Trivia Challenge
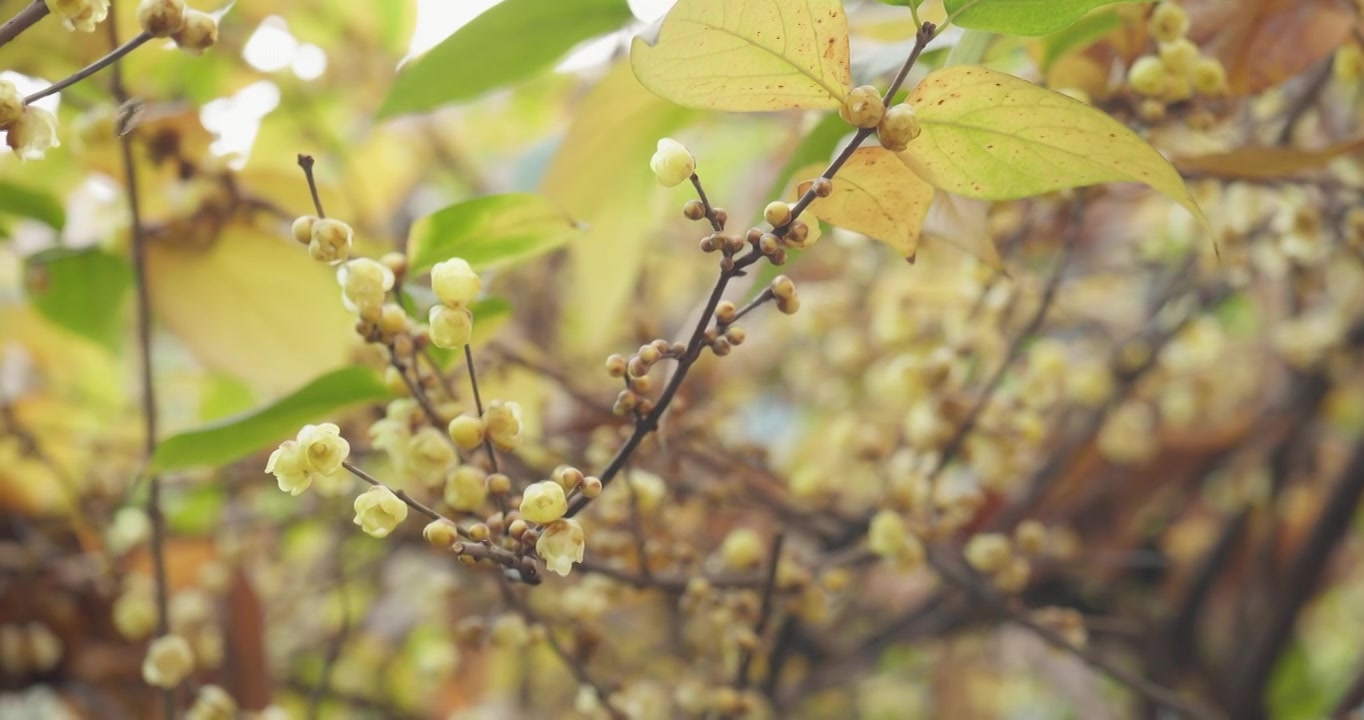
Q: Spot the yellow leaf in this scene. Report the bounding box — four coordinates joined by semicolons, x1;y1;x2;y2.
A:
146;223;357;397
630;0;852;111
899;65;1206;227
795;148;934;258
541;62;695;353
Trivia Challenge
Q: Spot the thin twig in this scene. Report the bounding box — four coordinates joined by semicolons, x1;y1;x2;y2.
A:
463;344;501;474
297;154;327;218
927;548;1218;719
0;0;48;49
109;12;174;720
25;31;152;104
565;22;939;518
735;533;785;690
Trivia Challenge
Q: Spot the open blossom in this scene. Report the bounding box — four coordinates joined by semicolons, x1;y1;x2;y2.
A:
266;423;349;495
46;0;109;32
519;481;567;524
353;485;408;538
0;80;22;128
536;519;585;576
484;400;523;451
6;106;60;161
444;465;488;511
407;426;455;486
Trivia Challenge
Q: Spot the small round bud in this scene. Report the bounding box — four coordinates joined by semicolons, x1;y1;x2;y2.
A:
380;252;407;277
605;354;627;377
614;389;639;415
172;9;218;55
582;476;603;497
776;295;800;315
444;465;488;511
142;634;194;688
636;398;655;415
724;327;746;345
745;228;764;246
770;275;796;301
786;221;812;249
1191;56;1228;95
1157;38;1199;75
1149;2;1190;44
711;338;731;356
553;465;585;491
683;199;705;220
423;519;460;549
811;177;833;198
699;235;717;253
631;375;653;393
137;0;187;37
1138;98;1167;122
769;248;787;265
764;201;793;228
378;303;408;337
447;415;486;451
468;523;490;542
1014;520;1048;556
637;345;661;366
877;103;922;152
713;208;728;228
715;300;737;324
1127;55;1167;96
428;305;473;349
0;79;23;128
508;518;528;539
964;533;1012;575
759;233;780;255
487;473;512;495
650;137;695;187
720;528;764;569
839;85;885;129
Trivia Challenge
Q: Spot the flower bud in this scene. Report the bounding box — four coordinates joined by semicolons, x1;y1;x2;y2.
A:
173;9;218;55
113;588;157;640
877;103;921;152
650;137;695;187
839;85;884;129
423;519;461;549
308;218;353;263
408;426;455;485
428;305;473;349
811;177;833;198
483;400;523;451
964;533;1012;575
136;0;186;37
1157;38;1199;75
520;480;567;524
720;528;763;570
868;509;923;570
291;216;316;244
46;0;109;32
353;485;408;538
1191;56;1228;95
1149;2;1189;44
142;634;194;688
0;80;23;128
444;465;488;511
338;258;395;316
683;199;705;220
764;201;793;228
430;258;481;308
770;275;796;301
1127;55;1167;96
5;106;60;161
536;519;586;576
447;414;485;450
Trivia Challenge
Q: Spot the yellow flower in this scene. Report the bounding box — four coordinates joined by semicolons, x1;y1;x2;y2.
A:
0;80;22;128
484;400;523;451
428;304;473;349
430;258;481;308
353;485;408;538
142;634;194;688
519;481;567;524
536;519;585;577
297;423;349;475
408;426;455;486
650;138;694;187
46;0;109;32
337;258;395;316
444;465;488;512
266;441;311;495
5;106;59;161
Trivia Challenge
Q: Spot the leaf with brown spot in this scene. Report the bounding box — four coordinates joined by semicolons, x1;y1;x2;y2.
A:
795;147;935;258
1185;0;1359;96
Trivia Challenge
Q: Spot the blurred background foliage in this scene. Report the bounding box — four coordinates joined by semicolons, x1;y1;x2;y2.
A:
2;0;1364;718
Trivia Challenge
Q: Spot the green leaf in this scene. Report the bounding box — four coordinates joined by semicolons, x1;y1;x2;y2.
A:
1040;8;1124;70
165;483;227;535
406;193;580;276
878;0;927;7
0;181;65;230
377;0;635;119
899;65;1205;227
151;367;395;473
24;247;131;351
945;0;1151;36
629;0;852;111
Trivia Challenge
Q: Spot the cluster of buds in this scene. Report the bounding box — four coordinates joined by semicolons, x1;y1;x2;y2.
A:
142;634;195;689
606;340;684;416
962;532;1032;593
136;0;217;53
1126;2;1227;116
839;84;921;151
44;0;108;32
0;81;58;162
0;622;62;676
292;215;354;264
428;257;481;349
